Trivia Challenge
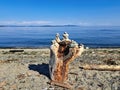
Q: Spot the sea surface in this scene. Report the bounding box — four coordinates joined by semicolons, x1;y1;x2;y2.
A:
0;26;120;48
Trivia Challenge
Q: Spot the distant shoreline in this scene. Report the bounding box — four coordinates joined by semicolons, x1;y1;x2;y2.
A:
0;25;120;27
0;25;80;27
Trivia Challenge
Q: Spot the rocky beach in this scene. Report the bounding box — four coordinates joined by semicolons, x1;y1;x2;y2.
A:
0;48;120;90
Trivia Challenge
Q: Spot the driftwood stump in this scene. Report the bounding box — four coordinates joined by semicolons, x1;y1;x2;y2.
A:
49;32;84;84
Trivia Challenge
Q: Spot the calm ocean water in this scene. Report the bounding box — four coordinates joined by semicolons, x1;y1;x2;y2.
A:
0;26;120;48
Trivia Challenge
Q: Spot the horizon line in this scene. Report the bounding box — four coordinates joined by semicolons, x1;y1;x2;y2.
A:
0;24;120;27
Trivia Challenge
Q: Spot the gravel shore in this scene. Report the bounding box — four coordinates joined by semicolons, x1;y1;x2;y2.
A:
0;48;120;90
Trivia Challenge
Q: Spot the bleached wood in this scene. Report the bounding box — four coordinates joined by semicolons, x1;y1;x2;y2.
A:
49;32;84;83
80;64;120;71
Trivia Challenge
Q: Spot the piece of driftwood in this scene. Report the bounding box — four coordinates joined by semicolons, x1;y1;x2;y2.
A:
9;50;24;53
48;80;72;89
69;72;78;75
0;59;18;63
80;64;120;71
49;32;84;83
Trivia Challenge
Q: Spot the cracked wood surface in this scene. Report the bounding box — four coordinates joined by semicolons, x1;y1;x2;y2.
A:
49;32;84;83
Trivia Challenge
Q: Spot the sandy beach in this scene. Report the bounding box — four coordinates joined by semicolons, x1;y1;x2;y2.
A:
0;48;120;90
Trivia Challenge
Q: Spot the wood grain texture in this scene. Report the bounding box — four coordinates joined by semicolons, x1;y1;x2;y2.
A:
49;33;84;83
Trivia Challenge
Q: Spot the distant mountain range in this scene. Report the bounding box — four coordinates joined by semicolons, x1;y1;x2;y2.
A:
0;25;120;28
0;25;80;27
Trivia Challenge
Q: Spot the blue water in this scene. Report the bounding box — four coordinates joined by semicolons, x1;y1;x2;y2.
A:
0;26;120;48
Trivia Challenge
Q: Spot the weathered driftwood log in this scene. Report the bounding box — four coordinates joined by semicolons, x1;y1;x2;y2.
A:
49;32;84;83
80;64;120;71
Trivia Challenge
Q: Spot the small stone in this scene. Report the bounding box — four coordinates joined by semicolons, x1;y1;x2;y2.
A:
17;74;26;80
0;80;6;87
10;84;17;90
0;87;4;90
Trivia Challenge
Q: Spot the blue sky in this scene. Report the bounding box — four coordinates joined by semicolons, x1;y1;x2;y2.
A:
0;0;120;26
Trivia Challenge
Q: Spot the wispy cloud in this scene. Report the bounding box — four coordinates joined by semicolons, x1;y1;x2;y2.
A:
78;22;115;26
0;20;52;25
0;20;116;26
78;22;92;26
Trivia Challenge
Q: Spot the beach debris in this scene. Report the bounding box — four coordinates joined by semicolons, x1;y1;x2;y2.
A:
9;49;24;53
85;47;89;49
69;72;78;75
48;80;72;89
0;80;7;88
79;64;120;71
0;59;19;63
10;84;17;90
49;32;84;87
17;73;26;80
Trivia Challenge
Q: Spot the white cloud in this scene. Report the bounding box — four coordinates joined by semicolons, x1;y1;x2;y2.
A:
0;21;17;25
78;22;115;26
0;20;116;26
78;22;92;26
20;21;52;25
0;20;52;25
